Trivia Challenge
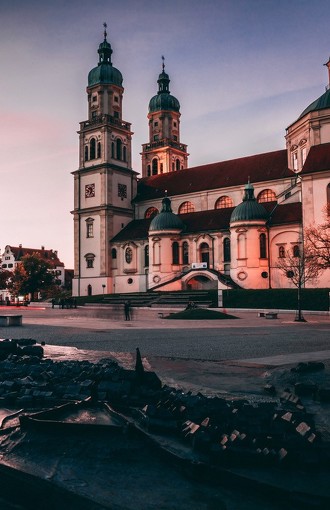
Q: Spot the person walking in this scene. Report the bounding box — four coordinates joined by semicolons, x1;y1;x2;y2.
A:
124;300;131;321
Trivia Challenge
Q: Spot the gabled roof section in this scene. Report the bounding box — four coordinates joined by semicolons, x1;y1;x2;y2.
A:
111;219;152;242
135;149;291;202
300;142;330;175
111;202;302;243
7;246;64;267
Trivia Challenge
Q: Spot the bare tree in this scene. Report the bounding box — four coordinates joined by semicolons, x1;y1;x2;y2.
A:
305;206;330;270
276;242;320;321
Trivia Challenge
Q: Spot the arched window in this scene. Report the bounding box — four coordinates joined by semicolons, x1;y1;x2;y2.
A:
144;245;149;267
90;138;96;160
172;242;179;264
215;196;233;209
178;201;195;214
111;142;115;158
97;142;101;158
145;207;159;219
147;165;151;177
172;162;175;171
223;237;231;262
152;158;158;175
123;146;127;162
111;248;117;259
293;244;300;257
199;242;209;265
84;146;89;161
182;241;189;265
125;247;133;264
160;163;163;174
278;246;285;258
259;233;267;258
116;139;122;160
87;284;92;296
176;159;180;171
257;189;277;203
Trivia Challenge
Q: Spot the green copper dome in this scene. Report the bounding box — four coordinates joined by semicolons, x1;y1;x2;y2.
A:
298;87;330;119
149;197;184;231
88;30;123;87
149;66;180;113
230;183;269;223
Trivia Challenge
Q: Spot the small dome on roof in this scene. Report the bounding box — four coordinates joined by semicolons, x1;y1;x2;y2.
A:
230;183;268;223
298;88;330;119
149;197;184;232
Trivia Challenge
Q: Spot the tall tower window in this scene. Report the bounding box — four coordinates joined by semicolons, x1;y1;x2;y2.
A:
147;165;151;176
111;142;115;158
178;201;195;214
111;248;117;259
97;142;101;158
152;158;158;175
123;146;127;162
116;139;122;160
172;242;179;264
176;159;180;171
90;138;96;160
84;146;89;161
223;237;231;262
86;218;94;238
182;241;189;264
259;233;267;258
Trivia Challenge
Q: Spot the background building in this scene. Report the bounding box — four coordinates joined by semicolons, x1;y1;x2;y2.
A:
73;33;330;296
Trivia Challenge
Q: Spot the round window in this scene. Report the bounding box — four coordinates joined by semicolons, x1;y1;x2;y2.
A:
127;278;133;284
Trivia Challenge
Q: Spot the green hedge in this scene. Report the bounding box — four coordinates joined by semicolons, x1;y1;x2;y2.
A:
222;288;330;311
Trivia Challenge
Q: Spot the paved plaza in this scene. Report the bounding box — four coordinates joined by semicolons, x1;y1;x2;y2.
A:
1;305;329;395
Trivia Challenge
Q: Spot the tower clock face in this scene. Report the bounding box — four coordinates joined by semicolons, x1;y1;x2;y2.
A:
85;183;95;198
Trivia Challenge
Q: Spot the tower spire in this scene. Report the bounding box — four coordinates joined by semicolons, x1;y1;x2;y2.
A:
103;22;108;41
161;55;165;72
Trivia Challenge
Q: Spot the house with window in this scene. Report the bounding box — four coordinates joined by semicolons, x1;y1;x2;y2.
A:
0;245;66;301
72;29;330;296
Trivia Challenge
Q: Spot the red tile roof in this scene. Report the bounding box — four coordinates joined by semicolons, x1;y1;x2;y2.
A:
301;142;330;175
111;202;302;242
8;246;64;267
135;149;292;201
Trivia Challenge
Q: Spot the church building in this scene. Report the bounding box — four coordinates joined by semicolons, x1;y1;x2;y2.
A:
72;30;330;296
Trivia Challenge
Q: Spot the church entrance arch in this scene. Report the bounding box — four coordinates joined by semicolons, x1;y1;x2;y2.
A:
184;274;217;291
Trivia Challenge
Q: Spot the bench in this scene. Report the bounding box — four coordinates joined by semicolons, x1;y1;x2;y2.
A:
258;311;278;319
0;315;23;326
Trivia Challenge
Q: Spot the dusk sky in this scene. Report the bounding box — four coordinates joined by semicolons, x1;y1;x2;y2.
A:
1;0;329;268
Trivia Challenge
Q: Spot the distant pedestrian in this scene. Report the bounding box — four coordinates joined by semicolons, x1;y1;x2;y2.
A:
51;298;55;309
124;300;131;321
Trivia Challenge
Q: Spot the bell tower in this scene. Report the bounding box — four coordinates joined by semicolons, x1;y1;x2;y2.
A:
141;58;188;177
72;25;137;297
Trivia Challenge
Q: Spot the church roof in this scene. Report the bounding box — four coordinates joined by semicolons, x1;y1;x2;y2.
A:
111;202;302;242
300;142;330;175
135;149;291;202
